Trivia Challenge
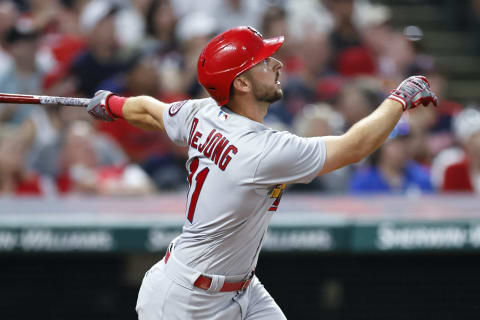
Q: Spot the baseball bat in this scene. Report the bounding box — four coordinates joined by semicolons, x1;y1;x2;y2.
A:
0;93;90;107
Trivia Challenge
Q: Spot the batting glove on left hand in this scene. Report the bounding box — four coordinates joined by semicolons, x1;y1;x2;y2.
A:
388;75;438;111
87;90;116;122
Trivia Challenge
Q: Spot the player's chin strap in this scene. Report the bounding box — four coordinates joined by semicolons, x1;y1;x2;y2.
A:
164;240;254;293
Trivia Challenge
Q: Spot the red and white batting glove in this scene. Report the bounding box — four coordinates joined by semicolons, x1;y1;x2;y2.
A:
388;75;438;111
87;90;126;121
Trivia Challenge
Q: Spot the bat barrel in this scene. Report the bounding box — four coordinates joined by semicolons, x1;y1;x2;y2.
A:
0;94;40;104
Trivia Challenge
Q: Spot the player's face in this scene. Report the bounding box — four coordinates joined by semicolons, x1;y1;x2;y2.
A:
247;57;284;103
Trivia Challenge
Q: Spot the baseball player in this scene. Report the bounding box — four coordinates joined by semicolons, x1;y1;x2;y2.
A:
86;26;437;319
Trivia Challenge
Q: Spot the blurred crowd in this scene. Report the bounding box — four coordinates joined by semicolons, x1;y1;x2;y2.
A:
0;0;479;197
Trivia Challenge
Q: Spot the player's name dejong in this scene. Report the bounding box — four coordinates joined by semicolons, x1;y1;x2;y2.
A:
188;117;238;171
0;229;113;251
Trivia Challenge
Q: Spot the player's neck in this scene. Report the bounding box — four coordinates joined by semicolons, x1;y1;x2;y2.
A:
227;99;268;123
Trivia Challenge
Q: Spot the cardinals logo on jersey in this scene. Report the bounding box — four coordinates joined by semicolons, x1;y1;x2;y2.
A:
169;100;187;116
269;184;286;212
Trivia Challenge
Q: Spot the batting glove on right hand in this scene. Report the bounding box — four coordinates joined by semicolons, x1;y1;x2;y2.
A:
388;75;438;111
87;90;116;122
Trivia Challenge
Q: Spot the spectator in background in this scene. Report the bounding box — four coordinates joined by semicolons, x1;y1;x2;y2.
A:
266;26;335;125
418;69;462;148
144;0;178;55
261;5;289;52
27;0;64;32
335;77;383;130
114;0;153;50
0;0;469;197
57;120;154;195
98;50;162;97
141;142;189;191
14;99;125;181
141;0;185;98
286;0;379;72
0;22;46;124
286;0;336;40
292;30;333;91
95;51;189;190
0;0;19;75
325;0;363;57
16;103;91;178
40;0;86;97
210;0;265;32
0;126;55;196
175;11;218;98
291;103;349;192
171;0;266;32
336;4;392;78
403;69;462;168
356;5;426;86
442;107;480;193
427;70;466;189
70;0;129;97
349;133;434;194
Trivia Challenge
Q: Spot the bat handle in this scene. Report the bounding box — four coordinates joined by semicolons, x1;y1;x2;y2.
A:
38;96;91;107
0;93;92;107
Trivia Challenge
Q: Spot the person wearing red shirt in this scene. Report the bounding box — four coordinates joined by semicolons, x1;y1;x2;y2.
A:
442;108;480;193
0;129;45;196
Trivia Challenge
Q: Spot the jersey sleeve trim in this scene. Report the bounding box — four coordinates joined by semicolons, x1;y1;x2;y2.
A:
163;99;204;146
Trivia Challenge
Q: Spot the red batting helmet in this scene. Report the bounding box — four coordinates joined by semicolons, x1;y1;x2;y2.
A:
197;26;284;106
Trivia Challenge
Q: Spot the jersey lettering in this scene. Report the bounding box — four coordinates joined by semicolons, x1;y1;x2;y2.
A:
188;120;238;171
188;117;199;145
198;129;215;153
219;145;238;171
204;133;222;157
191;131;202;149
211;137;229;165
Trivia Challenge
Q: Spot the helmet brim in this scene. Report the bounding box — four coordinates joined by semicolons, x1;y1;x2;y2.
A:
251;36;285;67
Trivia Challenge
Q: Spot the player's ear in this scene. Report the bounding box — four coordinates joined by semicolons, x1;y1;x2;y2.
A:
232;75;251;94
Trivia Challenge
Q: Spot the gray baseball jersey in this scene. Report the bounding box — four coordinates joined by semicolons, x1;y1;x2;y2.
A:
163;98;326;277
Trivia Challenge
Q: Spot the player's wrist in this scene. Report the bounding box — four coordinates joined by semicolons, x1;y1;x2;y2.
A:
106;94;127;118
387;90;408;111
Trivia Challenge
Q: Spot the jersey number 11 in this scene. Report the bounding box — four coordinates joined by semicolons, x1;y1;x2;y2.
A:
187;157;210;223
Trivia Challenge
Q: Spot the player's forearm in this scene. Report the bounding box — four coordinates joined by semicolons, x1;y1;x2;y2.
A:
122;96;167;131
319;76;436;175
345;99;403;162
